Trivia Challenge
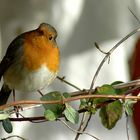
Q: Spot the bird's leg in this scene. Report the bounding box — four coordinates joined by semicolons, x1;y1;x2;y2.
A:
37;90;44;97
13;90;19;118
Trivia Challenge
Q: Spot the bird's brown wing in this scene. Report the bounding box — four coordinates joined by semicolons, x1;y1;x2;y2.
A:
0;34;25;80
0;34;25;105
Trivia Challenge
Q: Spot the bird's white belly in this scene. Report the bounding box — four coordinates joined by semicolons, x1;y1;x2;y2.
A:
3;64;57;91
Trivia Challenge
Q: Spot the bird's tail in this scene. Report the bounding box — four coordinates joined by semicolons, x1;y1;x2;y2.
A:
0;84;12;106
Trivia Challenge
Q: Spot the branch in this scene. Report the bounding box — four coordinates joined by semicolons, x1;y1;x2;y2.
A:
1;135;26;140
1;94;140;110
2;79;139;123
75;26;140;139
71;79;140;97
58;118;100;140
9;108;89;122
126;115;130;140
128;7;140;24
57;76;82;91
90;26;140;90
10;116;46;122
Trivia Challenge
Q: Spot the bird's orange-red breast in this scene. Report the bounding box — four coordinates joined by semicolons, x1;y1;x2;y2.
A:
0;23;60;105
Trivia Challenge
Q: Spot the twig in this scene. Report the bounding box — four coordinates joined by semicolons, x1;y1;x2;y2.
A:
113;79;140;89
1;94;140;110
90;26;140;91
128;7;140;24
1;79;140;122
1;95;140;109
82;114;92;133
75;26;140;139
1;135;26;140
71;79;140;97
9;108;88;122
74;112;87;140
5;93;140;122
37;90;44;96
8;101;116;122
94;42;108;55
58;118;100;140
57;76;82;91
126;114;130;140
75;41;111;139
15;112;46;123
94;42;110;64
10;116;46;122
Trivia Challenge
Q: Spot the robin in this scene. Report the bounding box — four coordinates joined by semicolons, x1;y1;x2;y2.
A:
0;23;60;105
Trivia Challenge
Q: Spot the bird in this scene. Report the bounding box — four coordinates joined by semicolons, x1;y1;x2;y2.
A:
0;23;60;105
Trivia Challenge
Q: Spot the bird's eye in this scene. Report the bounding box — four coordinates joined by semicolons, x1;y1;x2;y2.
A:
49;36;53;41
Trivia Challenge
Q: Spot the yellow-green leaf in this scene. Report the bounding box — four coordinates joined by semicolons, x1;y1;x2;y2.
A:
94;84;116;104
41;91;64;119
44;109;57;121
99;100;123;129
0;113;9;121
79;99;88;110
124;99;136;116
111;81;124;86
111;81;127;95
64;104;79;124
63;92;71;98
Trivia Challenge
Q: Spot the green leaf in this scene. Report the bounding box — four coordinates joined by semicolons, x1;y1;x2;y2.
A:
0;107;14;121
99;100;123;129
79;99;97;114
94;84;116;104
111;81;127;95
44;109;57;121
111;81;124;86
79;99;88;109
96;84;116;94
2;118;13;133
41;91;64;119
64;104;79;124
0;113;9;121
124;99;137;116
63;92;71;98
87;106;96;114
